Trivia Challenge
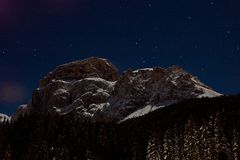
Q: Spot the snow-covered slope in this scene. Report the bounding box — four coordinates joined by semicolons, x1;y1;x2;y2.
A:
11;57;222;122
119;100;177;122
120;105;165;122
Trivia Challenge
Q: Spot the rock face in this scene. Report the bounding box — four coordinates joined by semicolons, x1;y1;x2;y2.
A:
110;66;221;121
12;57;222;122
39;57;118;88
11;104;30;122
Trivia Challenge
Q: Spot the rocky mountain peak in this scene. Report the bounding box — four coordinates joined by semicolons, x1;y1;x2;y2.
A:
12;57;221;122
39;57;118;88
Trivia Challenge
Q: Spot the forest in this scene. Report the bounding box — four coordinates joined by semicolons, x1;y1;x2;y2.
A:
0;95;240;160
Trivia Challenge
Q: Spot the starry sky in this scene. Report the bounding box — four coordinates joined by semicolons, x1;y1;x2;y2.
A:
0;0;240;115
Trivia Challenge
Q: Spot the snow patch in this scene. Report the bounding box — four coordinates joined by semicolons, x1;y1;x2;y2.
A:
83;77;116;86
53;89;68;96
195;84;222;98
133;68;153;73
120;105;165;122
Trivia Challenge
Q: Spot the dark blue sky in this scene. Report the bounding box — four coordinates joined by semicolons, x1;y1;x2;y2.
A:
0;0;240;115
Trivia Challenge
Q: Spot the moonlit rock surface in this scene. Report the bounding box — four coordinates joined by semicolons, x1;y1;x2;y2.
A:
11;104;30;121
13;57;222;122
39;57;118;88
0;113;10;123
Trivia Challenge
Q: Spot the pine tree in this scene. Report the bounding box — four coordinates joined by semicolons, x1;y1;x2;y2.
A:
199;118;215;159
162;130;174;160
146;135;161;160
231;128;240;160
183;119;198;160
214;112;231;159
172;127;181;160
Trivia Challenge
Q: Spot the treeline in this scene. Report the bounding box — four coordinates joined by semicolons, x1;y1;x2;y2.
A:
0;95;240;160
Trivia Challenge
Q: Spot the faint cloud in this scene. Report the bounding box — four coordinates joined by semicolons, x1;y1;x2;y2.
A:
0;82;27;104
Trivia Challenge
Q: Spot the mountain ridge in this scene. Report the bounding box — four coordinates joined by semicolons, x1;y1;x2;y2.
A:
1;57;221;123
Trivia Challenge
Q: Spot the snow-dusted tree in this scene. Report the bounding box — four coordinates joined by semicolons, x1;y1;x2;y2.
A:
231;128;240;160
146;135;161;160
198;122;213;160
172;126;181;160
162;130;174;160
213;112;232;159
183;119;201;160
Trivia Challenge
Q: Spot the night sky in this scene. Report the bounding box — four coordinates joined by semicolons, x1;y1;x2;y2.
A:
0;0;240;115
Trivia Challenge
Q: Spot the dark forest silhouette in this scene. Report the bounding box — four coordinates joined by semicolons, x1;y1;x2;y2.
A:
0;95;240;160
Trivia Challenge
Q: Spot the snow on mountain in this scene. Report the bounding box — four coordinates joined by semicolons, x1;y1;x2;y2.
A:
119;100;177;122
190;77;222;98
132;68;153;73
11;57;222;122
108;66;222;121
0;113;10;123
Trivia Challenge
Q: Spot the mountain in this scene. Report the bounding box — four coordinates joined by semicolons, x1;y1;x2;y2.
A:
11;57;221;122
0;57;239;160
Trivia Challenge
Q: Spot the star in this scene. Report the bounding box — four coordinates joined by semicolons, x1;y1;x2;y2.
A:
210;2;215;5
237;45;240;51
226;30;231;34
147;3;152;8
200;66;208;72
33;48;38;57
200;68;205;72
69;43;73;48
1;49;7;55
135;38;142;47
179;55;184;59
151;45;159;52
153;26;159;31
151;56;156;60
140;57;147;64
216;12;221;16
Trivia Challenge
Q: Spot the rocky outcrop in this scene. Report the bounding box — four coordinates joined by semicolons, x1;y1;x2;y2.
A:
109;66;221;120
29;57;118;122
11;104;30;122
39;57;118;88
0;113;10;123
11;57;221;122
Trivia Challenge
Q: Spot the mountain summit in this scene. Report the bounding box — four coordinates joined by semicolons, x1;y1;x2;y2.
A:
39;57;118;88
11;57;221;122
